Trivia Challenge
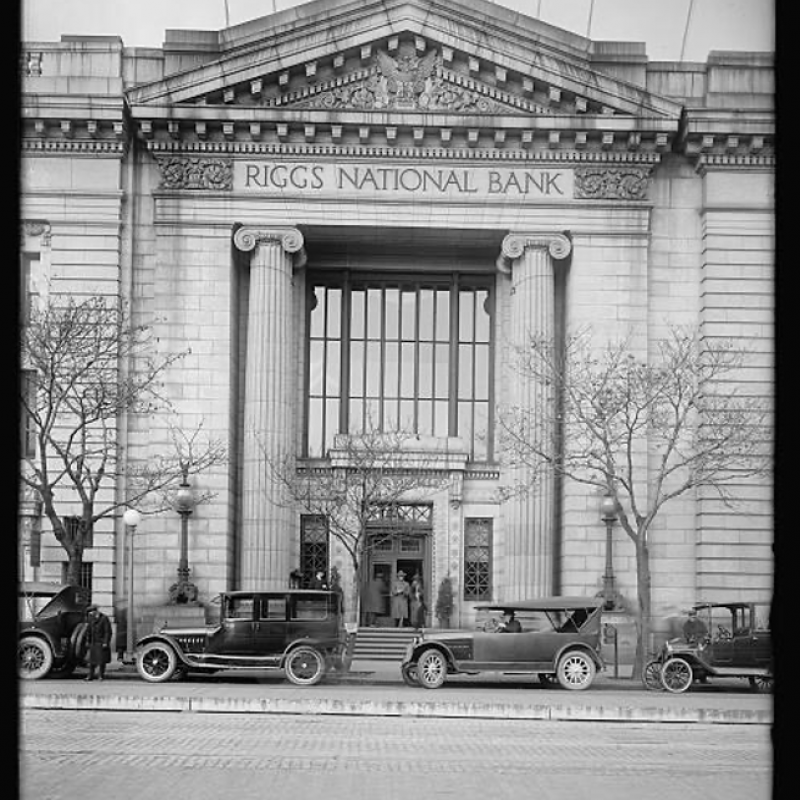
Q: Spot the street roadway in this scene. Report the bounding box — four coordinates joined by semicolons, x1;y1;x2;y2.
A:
21;708;772;800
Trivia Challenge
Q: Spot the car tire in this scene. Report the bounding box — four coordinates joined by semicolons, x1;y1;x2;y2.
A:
284;646;326;686
18;636;54;680
401;663;419;687
642;659;664;691
136;641;178;683
749;675;773;694
661;657;693;693
556;650;596;690
417;648;447;689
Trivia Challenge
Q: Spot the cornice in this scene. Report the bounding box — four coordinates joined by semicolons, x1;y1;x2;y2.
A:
694;153;775;175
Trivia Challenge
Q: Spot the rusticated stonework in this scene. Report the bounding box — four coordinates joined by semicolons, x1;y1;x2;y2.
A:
156;156;233;190
574;166;651;200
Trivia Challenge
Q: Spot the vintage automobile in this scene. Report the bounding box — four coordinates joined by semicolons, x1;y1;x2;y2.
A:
643;601;772;693
135;589;356;686
18;581;91;680
400;597;605;690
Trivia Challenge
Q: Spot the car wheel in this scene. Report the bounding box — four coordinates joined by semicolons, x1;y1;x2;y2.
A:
556;650;596;691
642;659;664;691
417;648;447;689
661;657;693;693
401;663;419;687
137;641;178;683
749;675;773;694
18;636;54;680
284;646;325;686
538;672;558;687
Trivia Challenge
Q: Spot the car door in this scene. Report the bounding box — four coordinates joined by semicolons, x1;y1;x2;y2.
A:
252;594;288;664
211;595;256;655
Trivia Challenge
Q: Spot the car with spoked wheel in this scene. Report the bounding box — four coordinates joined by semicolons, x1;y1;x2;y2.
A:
400;597;605;690
135;589;356;686
643;601;772;693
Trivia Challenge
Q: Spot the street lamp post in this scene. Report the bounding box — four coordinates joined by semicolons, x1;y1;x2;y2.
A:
122;507;141;660
600;495;619;611
169;472;198;604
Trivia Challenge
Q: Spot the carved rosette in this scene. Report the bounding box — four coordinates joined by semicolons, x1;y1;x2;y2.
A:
233;226;307;268
574;167;651;200
496;233;572;274
156;156;233;190
21;220;52;245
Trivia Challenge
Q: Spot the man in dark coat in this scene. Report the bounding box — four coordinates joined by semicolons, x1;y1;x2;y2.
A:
84;604;112;681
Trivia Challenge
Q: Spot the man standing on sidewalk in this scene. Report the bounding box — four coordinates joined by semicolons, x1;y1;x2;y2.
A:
84;604;112;681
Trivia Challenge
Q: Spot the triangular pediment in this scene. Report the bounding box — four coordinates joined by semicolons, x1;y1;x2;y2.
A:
126;0;682;122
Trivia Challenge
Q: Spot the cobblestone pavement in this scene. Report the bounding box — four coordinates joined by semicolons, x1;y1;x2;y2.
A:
20;709;773;800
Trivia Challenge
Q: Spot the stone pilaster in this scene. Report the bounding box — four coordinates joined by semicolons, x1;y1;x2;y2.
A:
233;226;306;590
497;233;571;600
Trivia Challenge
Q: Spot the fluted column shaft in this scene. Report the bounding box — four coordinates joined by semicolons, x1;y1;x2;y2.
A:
498;233;571;600
234;226;306;590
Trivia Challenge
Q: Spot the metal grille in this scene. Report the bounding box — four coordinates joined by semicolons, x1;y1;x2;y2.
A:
464;517;492;601
300;515;329;587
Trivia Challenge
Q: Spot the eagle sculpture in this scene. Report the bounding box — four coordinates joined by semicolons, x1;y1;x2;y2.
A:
376;49;438;107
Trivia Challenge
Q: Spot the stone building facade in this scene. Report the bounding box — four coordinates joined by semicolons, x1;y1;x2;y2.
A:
19;0;773;631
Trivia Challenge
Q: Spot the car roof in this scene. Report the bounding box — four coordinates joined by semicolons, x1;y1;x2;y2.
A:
475;596;604;611
18;581;72;597
693;601;768;610
224;589;337;597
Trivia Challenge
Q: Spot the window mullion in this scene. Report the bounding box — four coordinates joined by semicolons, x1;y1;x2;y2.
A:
449;274;459;438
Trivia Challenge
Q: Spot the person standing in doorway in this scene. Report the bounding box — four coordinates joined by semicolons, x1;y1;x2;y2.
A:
365;573;387;626
311;570;329;590
391;570;410;627
84;604;112;681
410;572;426;628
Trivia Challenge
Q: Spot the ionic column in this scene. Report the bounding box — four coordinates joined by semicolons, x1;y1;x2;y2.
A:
497;233;571;600
233;226;307;590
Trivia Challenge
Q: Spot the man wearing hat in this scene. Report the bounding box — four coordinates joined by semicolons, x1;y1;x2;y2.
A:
391;570;410;627
683;608;708;644
84;603;112;681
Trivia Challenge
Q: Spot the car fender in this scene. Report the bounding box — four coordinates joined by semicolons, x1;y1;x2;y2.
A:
280;636;336;664
409;640;457;669
19;626;61;658
135;632;192;665
554;641;604;670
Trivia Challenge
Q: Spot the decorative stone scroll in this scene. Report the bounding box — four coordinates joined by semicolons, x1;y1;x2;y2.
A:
496;232;572;274
574;166;651;200
21;220;52;246
156;155;233;190
233;226;307;268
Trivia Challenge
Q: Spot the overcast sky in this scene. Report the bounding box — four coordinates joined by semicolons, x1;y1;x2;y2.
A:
21;0;774;62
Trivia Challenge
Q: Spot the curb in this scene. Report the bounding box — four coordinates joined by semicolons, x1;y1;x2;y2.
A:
20;693;772;725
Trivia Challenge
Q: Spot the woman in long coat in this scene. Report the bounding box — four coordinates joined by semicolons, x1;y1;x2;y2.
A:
84;604;112;681
390;571;410;627
410;573;426;628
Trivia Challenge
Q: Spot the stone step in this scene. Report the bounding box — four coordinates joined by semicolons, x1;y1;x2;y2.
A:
353;627;419;660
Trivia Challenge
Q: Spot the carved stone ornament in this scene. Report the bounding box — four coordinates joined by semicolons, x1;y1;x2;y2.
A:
21;220;51;239
496;232;572;273
574;167;651;200
156;156;233;190
233;226;307;268
296;49;499;113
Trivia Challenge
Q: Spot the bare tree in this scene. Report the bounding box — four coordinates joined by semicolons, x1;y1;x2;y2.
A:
264;426;451;618
498;326;770;677
20;295;227;585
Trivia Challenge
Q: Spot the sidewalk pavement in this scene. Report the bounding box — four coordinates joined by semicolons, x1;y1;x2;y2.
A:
19;658;773;725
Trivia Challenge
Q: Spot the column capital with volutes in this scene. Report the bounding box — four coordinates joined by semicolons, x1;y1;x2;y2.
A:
233;225;307;268
496;232;572;274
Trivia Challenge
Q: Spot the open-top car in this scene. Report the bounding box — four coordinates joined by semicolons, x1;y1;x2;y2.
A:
400;596;605;690
18;581;91;680
135;589;356;686
643;601;772;693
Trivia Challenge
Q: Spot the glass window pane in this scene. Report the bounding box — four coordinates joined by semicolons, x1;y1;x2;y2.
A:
475;290;490;342
434;400;449;437
435;290;450;342
367;288;382;339
458;401;473;447
349;399;363;433
366;342;381;396
418;401;433;436
474;344;489;400
365;398;380;430
459;291;475;342
434;343;449;399
399;399;415;431
351;290;365;339
309;340;325;396
325;399;339;453
350;341;364;397
385;288;399;340
419;290;434;341
326;288;341;338
326;341;340;396
473;402;489;460
384;399;398;431
458;344;473;399
400;342;415;397
384;342;399;397
308;398;324;457
401;290;416;340
310;286;326;338
419;343;433;398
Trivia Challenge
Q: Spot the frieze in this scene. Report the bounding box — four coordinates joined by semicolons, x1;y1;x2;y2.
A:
574;166;651;200
156;155;233;190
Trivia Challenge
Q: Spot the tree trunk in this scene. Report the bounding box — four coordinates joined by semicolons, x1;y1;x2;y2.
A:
633;532;652;680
